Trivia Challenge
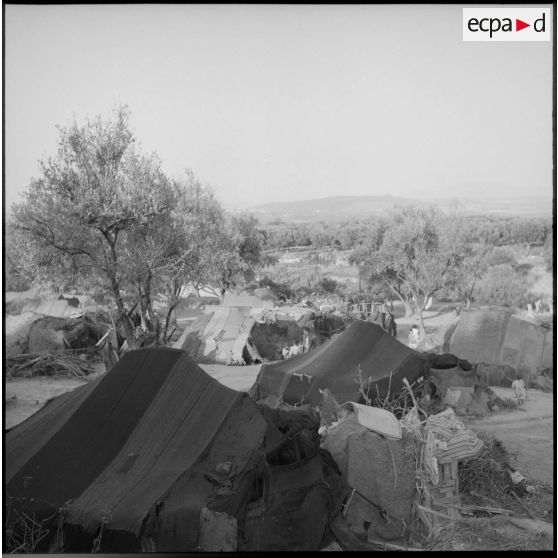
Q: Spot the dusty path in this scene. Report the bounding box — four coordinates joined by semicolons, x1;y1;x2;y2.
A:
461;387;554;486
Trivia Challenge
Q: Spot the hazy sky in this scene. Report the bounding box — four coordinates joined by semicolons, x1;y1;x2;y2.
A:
4;4;554;211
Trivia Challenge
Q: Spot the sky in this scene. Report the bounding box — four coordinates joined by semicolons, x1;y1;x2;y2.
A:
4;4;554;212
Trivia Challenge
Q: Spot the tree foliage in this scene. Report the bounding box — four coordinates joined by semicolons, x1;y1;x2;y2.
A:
12;106;173;346
349;206;473;330
10;106;262;347
473;264;528;308
259;214;551;253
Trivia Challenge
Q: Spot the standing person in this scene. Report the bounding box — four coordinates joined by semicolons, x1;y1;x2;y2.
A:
302;326;318;353
408;325;419;349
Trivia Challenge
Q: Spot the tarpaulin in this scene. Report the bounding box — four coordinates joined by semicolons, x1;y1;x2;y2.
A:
174;307;260;364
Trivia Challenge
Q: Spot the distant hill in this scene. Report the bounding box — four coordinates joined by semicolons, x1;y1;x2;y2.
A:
247;195;552;223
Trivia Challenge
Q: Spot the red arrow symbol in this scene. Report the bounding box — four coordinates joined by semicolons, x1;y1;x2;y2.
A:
516;19;530;31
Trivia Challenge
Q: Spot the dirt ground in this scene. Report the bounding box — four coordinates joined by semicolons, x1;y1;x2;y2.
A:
5;375;91;430
462;387;554;487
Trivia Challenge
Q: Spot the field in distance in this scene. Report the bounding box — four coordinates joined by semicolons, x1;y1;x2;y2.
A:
245;195;552;224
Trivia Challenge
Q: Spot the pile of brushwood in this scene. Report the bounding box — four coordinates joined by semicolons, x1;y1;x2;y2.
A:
359;376;553;551
6;351;96;378
428;432;554;551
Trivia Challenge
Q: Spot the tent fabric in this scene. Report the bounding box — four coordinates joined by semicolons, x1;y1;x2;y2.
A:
244;436;333;551
251;321;431;406
6;347;343;552
446;309;552;379
174;311;213;356
174;307;260;364
5;348;269;551
322;413;416;542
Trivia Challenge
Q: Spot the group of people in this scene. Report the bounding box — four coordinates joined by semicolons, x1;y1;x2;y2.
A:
281;326;320;360
364;306;397;337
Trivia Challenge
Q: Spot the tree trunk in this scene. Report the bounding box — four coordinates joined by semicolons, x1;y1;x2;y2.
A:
384;280;412;317
403;301;413;318
416;294;427;338
162;301;178;344
417;313;426;338
358;267;362;292
105;232;137;349
110;277;137;350
138;272;160;343
465;282;476;309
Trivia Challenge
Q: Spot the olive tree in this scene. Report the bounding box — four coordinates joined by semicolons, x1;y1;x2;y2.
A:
11;106;174;348
350;206;472;334
11;106;269;348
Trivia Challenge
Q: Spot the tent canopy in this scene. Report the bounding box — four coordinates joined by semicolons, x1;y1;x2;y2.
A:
6;348;268;551
6;348;343;552
174;306;260;364
445;309;553;379
251;321;431;406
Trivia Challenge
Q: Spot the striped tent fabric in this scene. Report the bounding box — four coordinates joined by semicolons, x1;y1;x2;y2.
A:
5;348;269;551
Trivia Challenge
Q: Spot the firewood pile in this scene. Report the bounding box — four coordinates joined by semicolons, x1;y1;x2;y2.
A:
6;351;96;378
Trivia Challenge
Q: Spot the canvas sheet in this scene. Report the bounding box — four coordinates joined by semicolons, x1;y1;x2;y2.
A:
177;307;258;364
322;414;414;523
173;312;213;358
214;307;253;363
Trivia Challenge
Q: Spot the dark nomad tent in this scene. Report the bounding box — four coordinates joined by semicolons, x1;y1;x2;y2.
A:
250;320;432;406
5;348;344;552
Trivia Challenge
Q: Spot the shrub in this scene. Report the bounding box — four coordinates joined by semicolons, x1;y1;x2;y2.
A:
487;247;517;268
474;264;527;307
258;275;295;301
543;234;553;271
317;276;338;294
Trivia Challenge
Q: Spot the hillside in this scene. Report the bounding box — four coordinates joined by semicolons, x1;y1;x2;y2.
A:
247;195;552;223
